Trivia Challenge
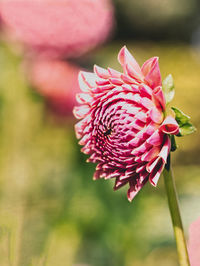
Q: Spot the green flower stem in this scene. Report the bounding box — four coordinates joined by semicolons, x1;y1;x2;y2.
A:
163;156;190;266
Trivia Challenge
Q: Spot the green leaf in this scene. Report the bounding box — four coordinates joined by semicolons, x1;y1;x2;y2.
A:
179;122;196;136
171;107;190;126
171;107;196;136
162;74;175;105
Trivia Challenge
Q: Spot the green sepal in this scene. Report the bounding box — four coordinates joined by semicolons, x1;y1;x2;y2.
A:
171;107;196;136
171;107;190;125
177;122;196;136
170;135;177;152
162;74;175;105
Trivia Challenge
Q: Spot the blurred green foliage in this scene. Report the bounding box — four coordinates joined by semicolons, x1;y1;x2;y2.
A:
0;40;200;266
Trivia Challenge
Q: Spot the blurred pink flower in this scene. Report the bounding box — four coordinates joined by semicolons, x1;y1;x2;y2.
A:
188;216;200;266
0;0;114;58
30;59;80;116
74;46;179;201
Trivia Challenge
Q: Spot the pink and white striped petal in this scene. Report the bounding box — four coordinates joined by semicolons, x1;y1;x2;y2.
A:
142;57;162;89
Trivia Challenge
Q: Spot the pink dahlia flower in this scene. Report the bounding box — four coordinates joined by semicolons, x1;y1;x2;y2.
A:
0;0;113;58
73;46;179;201
29;59;80;116
188;216;200;266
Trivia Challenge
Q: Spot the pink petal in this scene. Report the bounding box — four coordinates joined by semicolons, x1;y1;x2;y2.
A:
108;67;121;78
146;156;161;173
74;116;90;138
93;169;103;180
150;107;164;124
158;136;170;163
73;105;90;119
78;71;90;92
141;146;160;162
109;78;123;85
149;158;165;186
127;178;148;202
128;137;141;147
81;71;98;88
160;116;180;135
93;84;114;92
114;177;128;190
146;130;164;146
127;186;140;202
134;112;147;123
140;97;154;110
139;170;149;183
126;63;144;82
141;57;162;89
145;122;158;135
118;46;143;79
136;164;146;173
152;86;166;110
74;122;83;139
94;65;110;79
79;137;88;147
121;73;137;84
131;142;151;156
76;93;93;104
96;79;110;86
139;84;153;98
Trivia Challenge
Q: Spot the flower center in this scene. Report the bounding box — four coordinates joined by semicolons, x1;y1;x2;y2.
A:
104;128;112;136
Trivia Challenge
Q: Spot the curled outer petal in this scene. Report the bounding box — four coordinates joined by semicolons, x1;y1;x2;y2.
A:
160;116;180;135
152;86;166;110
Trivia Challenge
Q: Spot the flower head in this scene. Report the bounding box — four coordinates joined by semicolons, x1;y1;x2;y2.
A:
74;46;179;201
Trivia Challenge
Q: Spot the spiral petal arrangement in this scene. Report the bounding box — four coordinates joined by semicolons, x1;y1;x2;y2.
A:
74;46;179;201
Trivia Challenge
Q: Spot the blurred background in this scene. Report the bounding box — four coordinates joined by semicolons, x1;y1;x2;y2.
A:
0;0;200;265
